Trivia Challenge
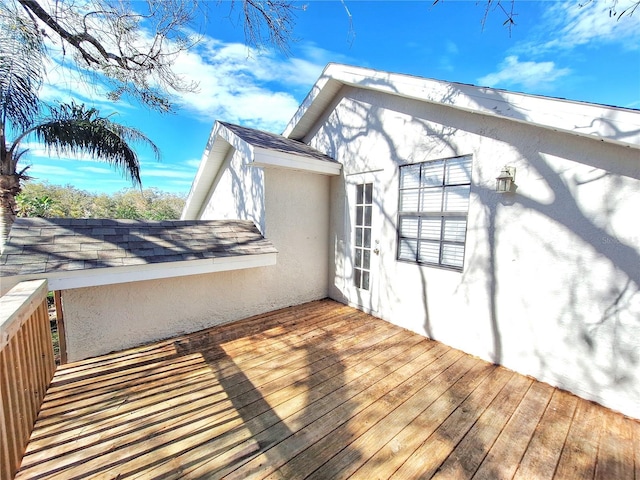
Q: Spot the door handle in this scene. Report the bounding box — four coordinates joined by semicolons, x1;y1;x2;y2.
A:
373;248;380;255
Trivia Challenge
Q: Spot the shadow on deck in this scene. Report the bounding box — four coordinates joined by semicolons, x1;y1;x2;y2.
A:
15;299;640;479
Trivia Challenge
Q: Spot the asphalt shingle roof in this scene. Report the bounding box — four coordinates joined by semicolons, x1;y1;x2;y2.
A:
220;121;338;164
1;218;277;277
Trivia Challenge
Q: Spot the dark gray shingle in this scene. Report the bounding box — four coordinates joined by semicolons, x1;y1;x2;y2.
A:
1;218;277;277
220;122;338;164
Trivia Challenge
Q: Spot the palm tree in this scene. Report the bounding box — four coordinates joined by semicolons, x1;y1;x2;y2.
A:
0;3;159;252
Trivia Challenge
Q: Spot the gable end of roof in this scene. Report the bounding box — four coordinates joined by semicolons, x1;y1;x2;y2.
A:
283;63;640;150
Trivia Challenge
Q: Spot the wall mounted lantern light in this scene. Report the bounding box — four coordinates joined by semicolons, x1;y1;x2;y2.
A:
496;166;516;193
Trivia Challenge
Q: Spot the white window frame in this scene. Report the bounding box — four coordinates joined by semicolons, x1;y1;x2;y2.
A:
397;155;472;271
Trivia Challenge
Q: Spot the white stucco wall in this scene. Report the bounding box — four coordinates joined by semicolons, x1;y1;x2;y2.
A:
308;86;640;419
61;155;331;362
62;268;276;361
200;148;266;233
202;150;331;307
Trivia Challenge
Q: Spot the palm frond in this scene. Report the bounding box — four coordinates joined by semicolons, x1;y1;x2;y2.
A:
0;1;45;132
28;103;160;187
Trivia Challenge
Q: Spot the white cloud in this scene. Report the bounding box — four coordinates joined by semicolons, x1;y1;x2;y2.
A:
34;1;342;134
185;158;203;169
141;169;195;179
478;56;571;90
167;38;332;132
18;143;104;163
538;1;640;52
36;18;322;133
26;164;75;177
481;2;638;94
79;166;112;175
438;40;459;72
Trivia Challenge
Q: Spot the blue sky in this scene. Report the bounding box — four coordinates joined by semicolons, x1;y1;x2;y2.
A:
24;1;640;195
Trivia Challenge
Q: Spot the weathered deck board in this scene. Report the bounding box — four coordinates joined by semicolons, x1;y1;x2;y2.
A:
14;299;640;480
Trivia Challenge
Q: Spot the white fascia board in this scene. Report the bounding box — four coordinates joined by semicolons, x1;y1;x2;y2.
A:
283;75;342;140
251;147;341;175
2;253;277;292
219;121;340;175
285;63;640;149
181;122;233;220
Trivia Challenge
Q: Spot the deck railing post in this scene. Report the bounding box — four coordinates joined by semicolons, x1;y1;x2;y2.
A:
0;279;56;480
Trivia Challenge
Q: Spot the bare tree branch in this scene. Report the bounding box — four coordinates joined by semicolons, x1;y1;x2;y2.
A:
12;0;301;111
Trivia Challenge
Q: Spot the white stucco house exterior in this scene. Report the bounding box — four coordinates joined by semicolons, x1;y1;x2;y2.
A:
181;64;640;419
2;63;638;420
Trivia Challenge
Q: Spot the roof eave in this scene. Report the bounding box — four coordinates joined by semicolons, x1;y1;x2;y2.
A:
0;252;277;293
252;147;341;175
283;63;640;150
181;122;235;220
182;121;342;220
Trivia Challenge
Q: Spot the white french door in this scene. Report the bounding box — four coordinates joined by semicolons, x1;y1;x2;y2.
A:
346;172;381;313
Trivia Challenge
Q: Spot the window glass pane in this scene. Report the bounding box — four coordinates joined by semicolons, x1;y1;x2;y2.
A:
364;206;372;226
420;217;442;240
363;228;371;248
399;239;417;261
400;189;419;212
442;186;469;212
362;271;370;290
442;218;467;242
354;269;361;288
420;187;443;212
442;243;465;268
445;156;472;185
356;184;364;204
419;241;440;264
355;228;362;247
355;248;362;268
356;206;363;226
400;164;421;189
399;217;419;238
421;161;444;187
364;183;373;204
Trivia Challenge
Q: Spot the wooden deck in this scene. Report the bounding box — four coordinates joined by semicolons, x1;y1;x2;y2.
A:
15;299;640;479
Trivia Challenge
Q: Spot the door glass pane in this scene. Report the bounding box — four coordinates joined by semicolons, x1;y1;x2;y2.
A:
364;206;372;226
355;228;363;247
363;249;370;269
365;183;373;204
354;182;374;291
363;228;371;248
362;271;370;290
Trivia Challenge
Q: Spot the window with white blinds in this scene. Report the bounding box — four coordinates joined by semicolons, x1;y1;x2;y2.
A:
397;155;472;270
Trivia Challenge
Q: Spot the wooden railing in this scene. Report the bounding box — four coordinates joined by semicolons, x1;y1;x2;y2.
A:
0;280;56;480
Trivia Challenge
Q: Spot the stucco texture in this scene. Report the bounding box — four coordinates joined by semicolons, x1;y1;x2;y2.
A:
62;154;331;362
310;86;640;419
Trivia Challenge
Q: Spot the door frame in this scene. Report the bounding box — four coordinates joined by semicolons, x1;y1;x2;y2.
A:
344;170;383;314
